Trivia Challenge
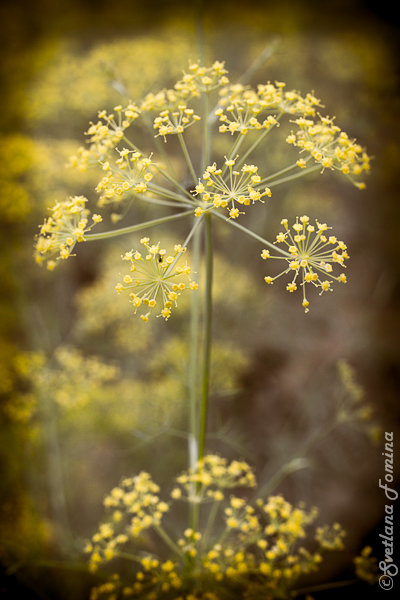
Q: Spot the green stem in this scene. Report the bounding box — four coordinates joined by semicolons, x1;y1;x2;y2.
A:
236;113;283;167
213;211;290;257
154;524;185;558
155;164;194;199
198;213;213;461
41;389;72;550
260;160;303;184
121;134;142;153
201;498;222;553
262;164;321;188
188;222;202;473
147;183;194;204
142;112;177;177
164;216;203;277
201;91;210;173
222;134;246;178
134;192;189;208
84;210;193;241
178;132;198;185
114;551;143;563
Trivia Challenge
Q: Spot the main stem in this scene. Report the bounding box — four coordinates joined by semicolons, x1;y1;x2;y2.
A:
189;214;213;536
188;223;201;473
198;213;213;461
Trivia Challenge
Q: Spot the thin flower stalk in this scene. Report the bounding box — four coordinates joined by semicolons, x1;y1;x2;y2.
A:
84;210;194;242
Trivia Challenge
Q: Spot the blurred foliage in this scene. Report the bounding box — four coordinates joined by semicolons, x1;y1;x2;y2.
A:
1;0;399;598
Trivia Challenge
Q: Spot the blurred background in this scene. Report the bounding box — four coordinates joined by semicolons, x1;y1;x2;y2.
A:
0;0;399;598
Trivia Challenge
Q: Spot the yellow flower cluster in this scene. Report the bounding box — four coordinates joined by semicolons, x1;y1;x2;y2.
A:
257;82;321;115
69;103;140;171
115;237;198;322
34;195;102;269
216;82;321;135
286;115;370;188
262;215;348;312
336;360;380;441
96;149;153;206
193;157;271;220
315;523;346;550
354;546;378;585
216;105;278;136
141;87;191;113
86;471;169;573
140;61;229;114
4;346;119;422
50;346;119;408
15;347;118;411
153;105;201;140
180;61;229;95
173;454;256;501
86;456;367;600
60;59;371;319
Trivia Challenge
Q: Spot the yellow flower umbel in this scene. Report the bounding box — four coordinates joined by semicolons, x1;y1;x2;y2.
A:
34;195;102;270
140;61;229;114
96;148;153;206
174;454;256;502
180;60;229;95
354;546;379;585
218;81;321;118
153;104;201;140
194;157;271;220
86;471;169;573
115;238;198;322
86;456;373;600
262;215;348;312
286;115;370;188
69;103;141;171
216;81;321;136
215;94;279;136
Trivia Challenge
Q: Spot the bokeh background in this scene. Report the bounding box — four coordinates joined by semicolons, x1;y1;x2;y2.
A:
1;0;399;598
